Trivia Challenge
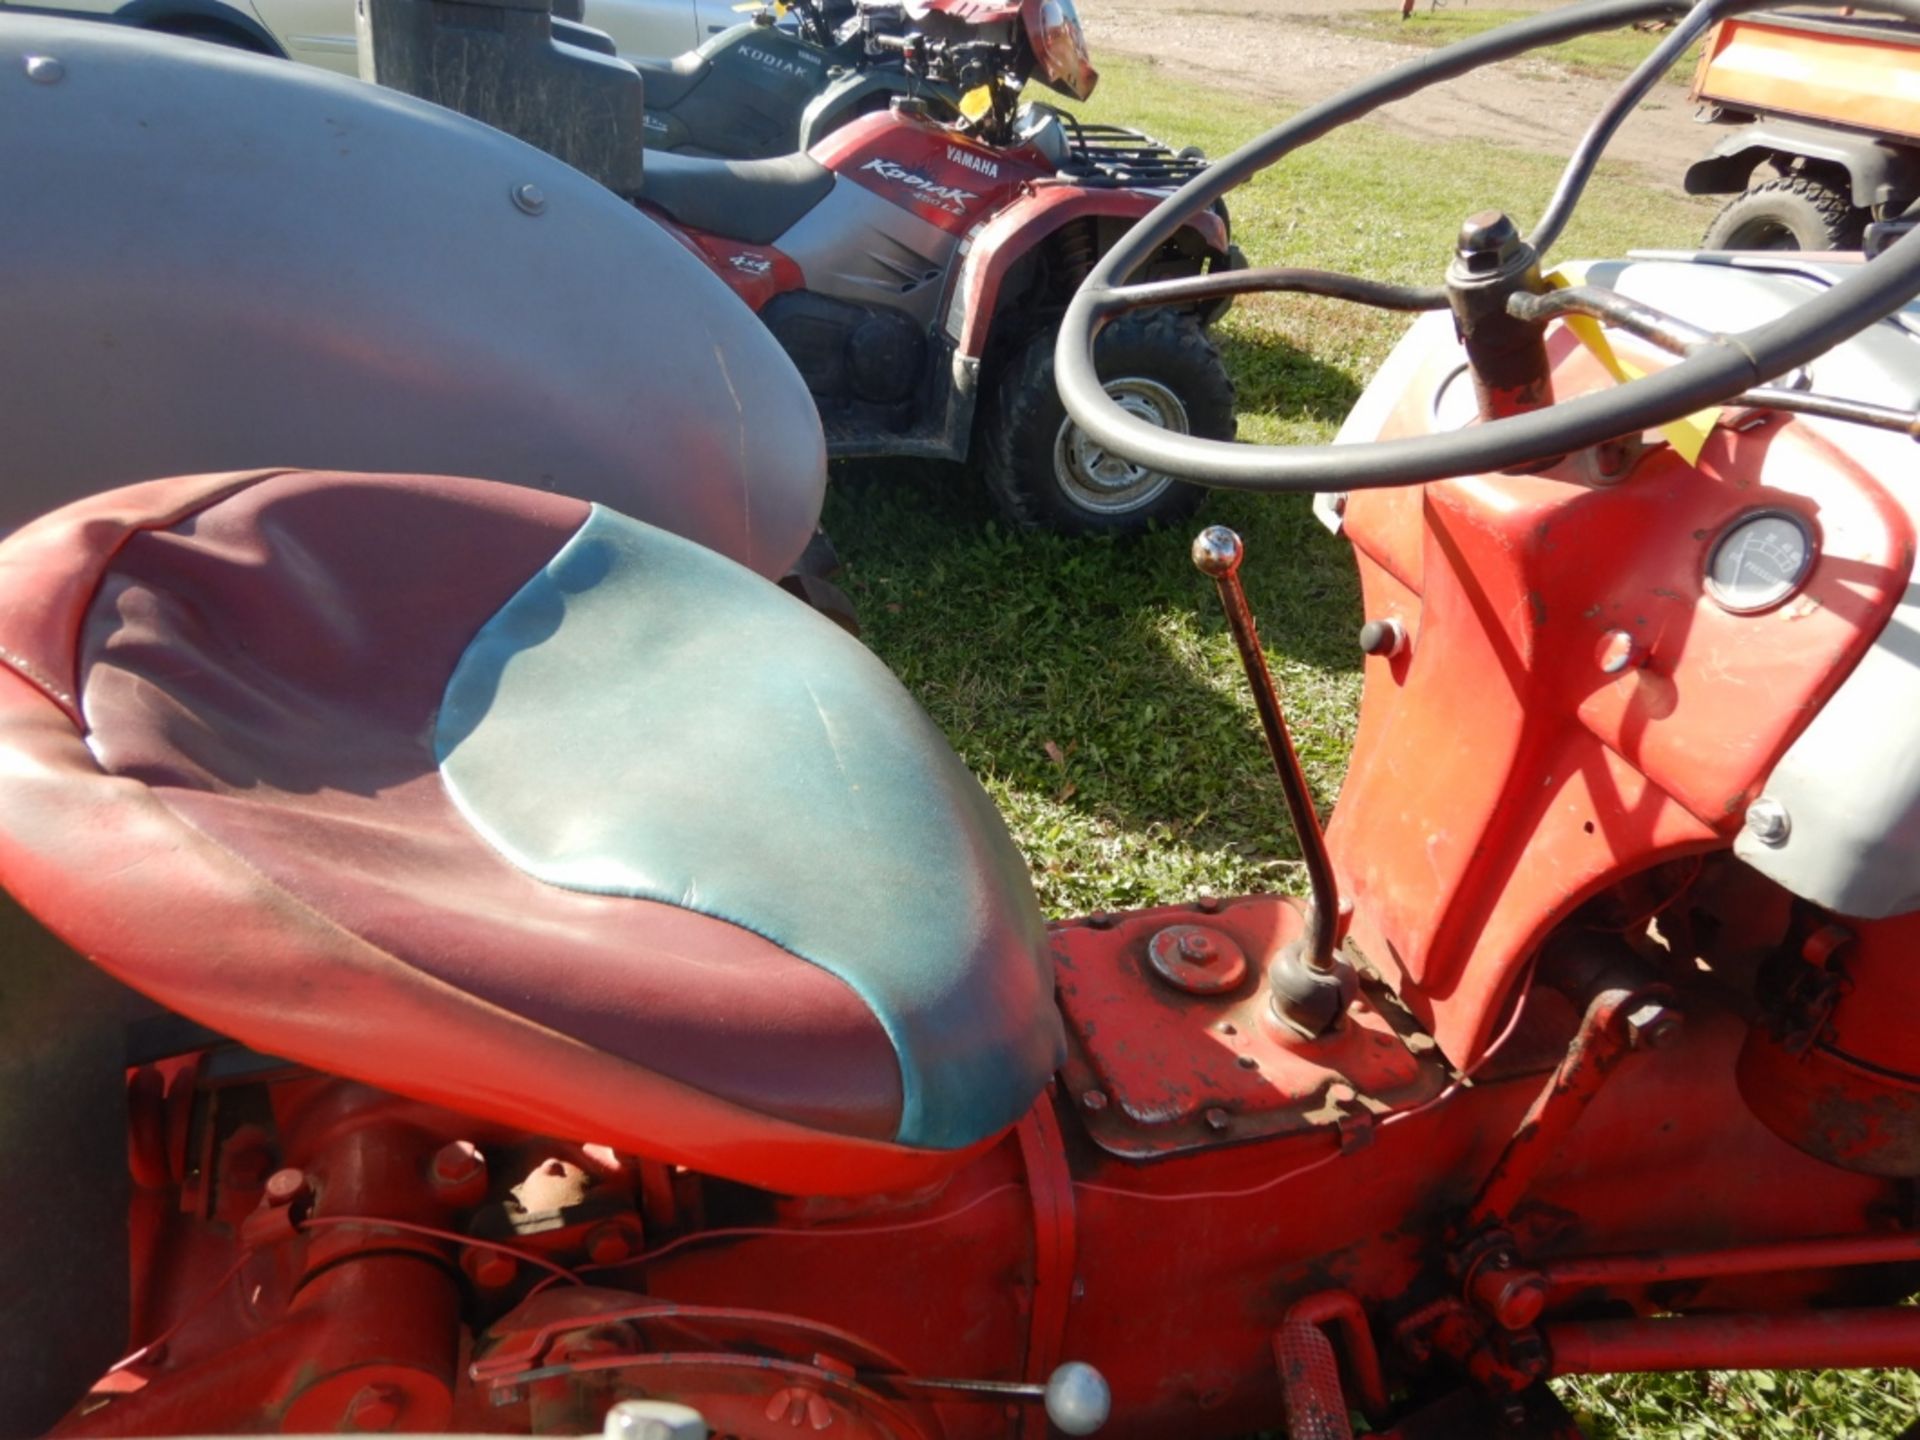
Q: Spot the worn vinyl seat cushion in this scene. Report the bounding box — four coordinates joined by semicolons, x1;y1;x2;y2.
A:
640;150;835;246
0;471;1063;1195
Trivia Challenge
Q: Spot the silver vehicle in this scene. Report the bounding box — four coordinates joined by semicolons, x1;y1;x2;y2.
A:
5;0;740;68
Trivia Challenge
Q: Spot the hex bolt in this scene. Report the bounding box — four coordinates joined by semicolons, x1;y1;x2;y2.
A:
345;1383;404;1433
1204;1107;1231;1133
1624;1001;1683;1052
24;54;63;83
1746;796;1791;847
510;182;547;216
1177;933;1217;964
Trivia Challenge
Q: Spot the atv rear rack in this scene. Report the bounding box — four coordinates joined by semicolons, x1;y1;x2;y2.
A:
1056;118;1210;189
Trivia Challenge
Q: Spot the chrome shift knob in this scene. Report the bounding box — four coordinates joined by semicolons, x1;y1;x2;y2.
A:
1191;525;1243;578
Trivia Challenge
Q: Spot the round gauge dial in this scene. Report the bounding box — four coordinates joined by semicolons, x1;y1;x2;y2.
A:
1705;510;1815;614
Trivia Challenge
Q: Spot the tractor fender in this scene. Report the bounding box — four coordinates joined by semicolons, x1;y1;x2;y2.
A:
0;16;826;577
940;185;1229;362
113;0;287;54
1684;116;1920;211
796;69;921;151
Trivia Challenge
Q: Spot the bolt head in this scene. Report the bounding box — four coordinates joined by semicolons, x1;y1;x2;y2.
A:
1746;796;1791;847
1204;1107;1230;1132
1080;1089;1108;1113
263;1167;309;1207
1596;628;1639;675
431;1138;485;1187
1455;209;1521;272
1177;932;1216;963
24;54;63;83
345;1383;404;1433
462;1246;518;1289
510;182;547;215
1045;1362;1111;1436
1190;526;1242;579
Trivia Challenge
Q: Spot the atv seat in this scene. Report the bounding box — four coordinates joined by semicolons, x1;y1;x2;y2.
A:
641;150;835;246
631;48;713;108
0;471;1063;1196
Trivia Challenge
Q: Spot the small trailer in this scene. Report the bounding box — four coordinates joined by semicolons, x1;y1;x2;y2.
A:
1685;9;1920;249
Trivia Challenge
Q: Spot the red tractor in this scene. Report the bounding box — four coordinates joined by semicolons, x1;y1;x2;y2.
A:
4;0;1920;1436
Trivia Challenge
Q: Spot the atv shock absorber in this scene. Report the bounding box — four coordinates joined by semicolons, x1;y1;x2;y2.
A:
1053;220;1098;293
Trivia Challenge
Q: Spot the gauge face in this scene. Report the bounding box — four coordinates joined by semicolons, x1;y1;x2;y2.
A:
1705;510;1815;614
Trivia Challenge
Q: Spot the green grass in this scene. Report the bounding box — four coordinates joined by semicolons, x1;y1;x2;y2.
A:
1326;7;1704;84
823;56;1914;1440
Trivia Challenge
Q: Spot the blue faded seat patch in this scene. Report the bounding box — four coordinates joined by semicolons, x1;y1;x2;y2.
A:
434;505;1061;1150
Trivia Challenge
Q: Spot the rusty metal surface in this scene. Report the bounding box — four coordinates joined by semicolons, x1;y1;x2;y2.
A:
1053;896;1450;1159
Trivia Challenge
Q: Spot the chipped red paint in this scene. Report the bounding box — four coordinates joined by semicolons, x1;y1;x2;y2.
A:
1332;323;1915;1069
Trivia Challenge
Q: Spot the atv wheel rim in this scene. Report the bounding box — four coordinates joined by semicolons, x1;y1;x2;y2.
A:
1053;377;1190;515
1722;216;1800;251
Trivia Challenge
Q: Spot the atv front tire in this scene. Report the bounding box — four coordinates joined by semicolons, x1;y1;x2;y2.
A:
1702;175;1865;252
977;312;1234;537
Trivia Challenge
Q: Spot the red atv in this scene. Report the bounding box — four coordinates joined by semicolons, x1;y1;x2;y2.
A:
633;0;1241;534
7;0;1920;1437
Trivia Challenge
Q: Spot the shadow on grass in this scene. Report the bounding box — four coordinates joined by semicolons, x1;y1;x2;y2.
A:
822;453;1364;873
1216;329;1367;431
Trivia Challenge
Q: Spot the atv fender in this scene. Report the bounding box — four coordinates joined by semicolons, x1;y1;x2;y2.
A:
797;70;925;150
941;187;1229;361
1685;116;1920;212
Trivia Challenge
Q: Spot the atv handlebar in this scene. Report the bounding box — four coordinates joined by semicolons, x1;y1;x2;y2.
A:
1054;0;1920;493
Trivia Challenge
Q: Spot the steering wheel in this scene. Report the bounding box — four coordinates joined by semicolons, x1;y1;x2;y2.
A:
1055;0;1920;491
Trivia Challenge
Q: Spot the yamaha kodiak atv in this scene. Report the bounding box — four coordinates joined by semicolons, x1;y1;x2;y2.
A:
632;0;967;159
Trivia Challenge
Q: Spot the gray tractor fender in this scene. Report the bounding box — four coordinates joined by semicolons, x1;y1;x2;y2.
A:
1685;115;1920;211
796;68;924;150
0;17;826;578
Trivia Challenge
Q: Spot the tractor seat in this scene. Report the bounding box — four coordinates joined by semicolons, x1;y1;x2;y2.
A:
640;150;835;246
629;48;713;109
0;471;1063;1196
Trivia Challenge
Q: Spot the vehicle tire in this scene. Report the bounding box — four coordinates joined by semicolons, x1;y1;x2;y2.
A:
976;312;1234;538
1702;174;1866;252
146;18;272;52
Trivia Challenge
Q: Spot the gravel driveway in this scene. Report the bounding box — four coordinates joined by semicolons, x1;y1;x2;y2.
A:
1079;0;1711;193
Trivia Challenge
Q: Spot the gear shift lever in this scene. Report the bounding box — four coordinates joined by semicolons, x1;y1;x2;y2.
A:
1192;526;1354;1038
